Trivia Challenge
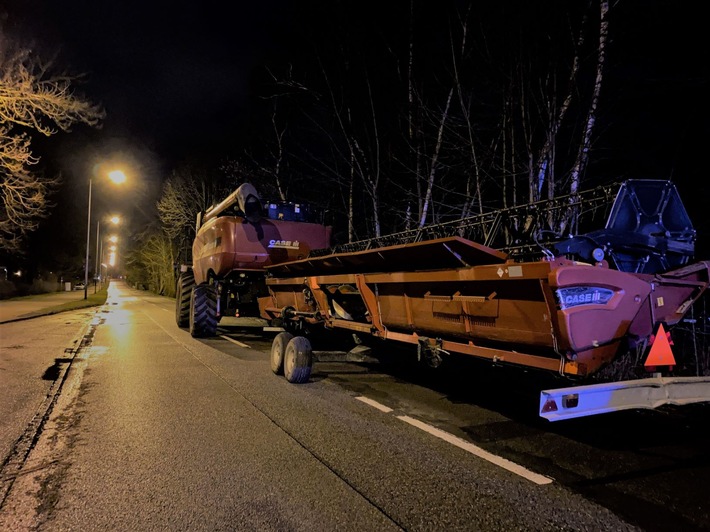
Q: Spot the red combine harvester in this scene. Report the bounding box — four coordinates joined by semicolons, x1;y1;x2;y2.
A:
175;183;332;337
259;180;710;421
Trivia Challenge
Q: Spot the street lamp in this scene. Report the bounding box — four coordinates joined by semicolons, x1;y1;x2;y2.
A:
100;241;119;281
94;215;120;292
107;237;118;271
84;170;126;300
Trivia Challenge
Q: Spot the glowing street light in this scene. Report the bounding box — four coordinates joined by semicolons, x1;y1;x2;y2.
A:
108;170;127;184
84;170;126;300
95;215;121;290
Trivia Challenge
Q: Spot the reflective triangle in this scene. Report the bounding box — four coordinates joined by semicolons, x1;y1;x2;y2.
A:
644;323;676;367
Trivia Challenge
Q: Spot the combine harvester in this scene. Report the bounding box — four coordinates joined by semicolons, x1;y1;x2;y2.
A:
259;180;710;421
175;183;331;337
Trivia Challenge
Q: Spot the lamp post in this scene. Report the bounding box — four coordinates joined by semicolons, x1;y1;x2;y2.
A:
94;215;120;293
83;170;126;300
95;219;99;283
106;237;118;279
83;178;93;300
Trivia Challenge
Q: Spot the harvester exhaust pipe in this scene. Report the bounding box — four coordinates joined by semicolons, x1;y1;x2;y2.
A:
202;183;263;225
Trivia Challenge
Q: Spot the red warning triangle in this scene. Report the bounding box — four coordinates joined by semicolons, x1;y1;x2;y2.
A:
644;323;676;368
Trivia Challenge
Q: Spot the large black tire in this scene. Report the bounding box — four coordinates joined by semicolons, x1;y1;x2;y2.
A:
175;271;195;328
284;336;313;384
190;283;217;338
270;331;294;375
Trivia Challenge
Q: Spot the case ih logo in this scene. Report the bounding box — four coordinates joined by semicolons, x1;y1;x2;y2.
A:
268;239;300;249
555;286;614;309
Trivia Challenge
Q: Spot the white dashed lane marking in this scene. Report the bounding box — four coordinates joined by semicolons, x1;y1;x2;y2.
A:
355;395;553;485
355;396;393;413
220;335;250;348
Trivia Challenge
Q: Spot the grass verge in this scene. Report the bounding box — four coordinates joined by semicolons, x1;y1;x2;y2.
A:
21;287;109;319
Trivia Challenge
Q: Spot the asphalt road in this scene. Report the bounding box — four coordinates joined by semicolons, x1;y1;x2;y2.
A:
1;282;708;531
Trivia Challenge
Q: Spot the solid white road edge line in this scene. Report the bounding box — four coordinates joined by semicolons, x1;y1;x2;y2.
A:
220;335;250;348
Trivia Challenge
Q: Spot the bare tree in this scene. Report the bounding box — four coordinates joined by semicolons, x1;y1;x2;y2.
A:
418;88;453;228
317;60;385;238
569;0;608;196
243;1;612;247
274;56;388;241
528;1;592;205
258;99;288;201
557;0;609;236
451;4;484;223
156;172;211;240
126;228;176;297
156;167;217;269
0;47;104;252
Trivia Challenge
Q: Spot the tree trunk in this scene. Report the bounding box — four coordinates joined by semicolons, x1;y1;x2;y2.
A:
419;87;453;228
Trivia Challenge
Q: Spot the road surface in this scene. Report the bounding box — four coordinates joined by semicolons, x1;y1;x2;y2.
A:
1;281;708;530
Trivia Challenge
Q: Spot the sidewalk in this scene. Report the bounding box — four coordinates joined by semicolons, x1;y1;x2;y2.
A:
0;286;108;324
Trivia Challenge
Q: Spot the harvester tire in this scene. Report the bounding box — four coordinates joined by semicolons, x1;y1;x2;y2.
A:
284;336;313;384
190;283;217;338
175;271;195;328
270;331;294;375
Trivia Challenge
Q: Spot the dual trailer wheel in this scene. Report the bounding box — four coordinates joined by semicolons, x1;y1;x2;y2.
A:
177;273;312;381
270;332;313;383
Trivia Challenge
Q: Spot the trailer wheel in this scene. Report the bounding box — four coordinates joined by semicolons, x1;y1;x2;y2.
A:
175;270;195;328
284;336;313;384
270;331;294;375
190;283;217;338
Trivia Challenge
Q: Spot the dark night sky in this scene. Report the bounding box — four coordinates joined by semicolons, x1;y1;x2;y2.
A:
3;1;302;182
5;0;297;156
2;0;305;272
2;1;709;272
